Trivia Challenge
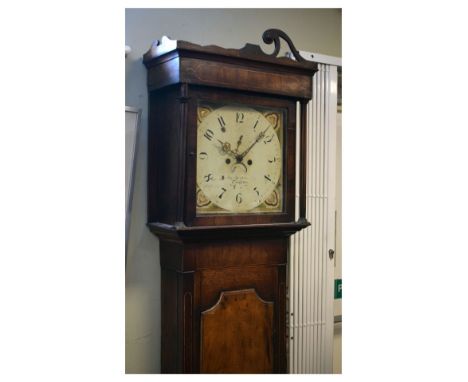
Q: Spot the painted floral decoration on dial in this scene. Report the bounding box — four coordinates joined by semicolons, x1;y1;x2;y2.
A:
196;103;283;214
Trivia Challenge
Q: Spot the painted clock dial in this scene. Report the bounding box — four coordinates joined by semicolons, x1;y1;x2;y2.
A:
196;104;283;214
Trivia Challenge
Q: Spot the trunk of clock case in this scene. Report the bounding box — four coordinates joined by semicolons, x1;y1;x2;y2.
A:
160;236;287;373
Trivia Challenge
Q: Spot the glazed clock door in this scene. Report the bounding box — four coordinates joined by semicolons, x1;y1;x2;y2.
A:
184;87;298;227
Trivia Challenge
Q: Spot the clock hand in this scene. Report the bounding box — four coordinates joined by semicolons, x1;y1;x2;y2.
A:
235;135;243;152
236;126;271;162
216;139;237;159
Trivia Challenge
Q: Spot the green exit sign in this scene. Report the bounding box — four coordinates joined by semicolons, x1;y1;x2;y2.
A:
334;279;342;299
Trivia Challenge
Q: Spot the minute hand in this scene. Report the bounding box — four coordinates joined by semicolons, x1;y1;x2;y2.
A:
236;126;271;162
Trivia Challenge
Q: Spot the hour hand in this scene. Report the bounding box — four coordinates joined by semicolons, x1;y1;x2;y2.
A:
235;135;243;152
216;139;237;158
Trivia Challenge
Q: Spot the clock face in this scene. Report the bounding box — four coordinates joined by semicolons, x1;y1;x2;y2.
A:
196;103;283;214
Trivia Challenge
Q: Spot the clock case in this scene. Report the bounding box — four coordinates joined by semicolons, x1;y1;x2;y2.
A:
143;30;318;373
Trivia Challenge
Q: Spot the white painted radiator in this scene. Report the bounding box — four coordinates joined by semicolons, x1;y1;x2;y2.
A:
288;62;338;374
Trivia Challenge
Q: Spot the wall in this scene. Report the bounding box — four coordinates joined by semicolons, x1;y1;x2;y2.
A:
333;110;342;373
125;8;342;373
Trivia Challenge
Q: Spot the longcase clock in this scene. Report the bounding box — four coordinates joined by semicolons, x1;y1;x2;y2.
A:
143;29;318;373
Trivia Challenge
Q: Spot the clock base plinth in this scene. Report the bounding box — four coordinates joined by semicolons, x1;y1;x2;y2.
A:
159;234;289;373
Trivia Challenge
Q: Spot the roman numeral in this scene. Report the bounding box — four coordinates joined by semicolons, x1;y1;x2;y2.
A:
204;129;214;141
218;116;226;128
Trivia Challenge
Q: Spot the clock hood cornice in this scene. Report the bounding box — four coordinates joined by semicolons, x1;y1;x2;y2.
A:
143;29;318;75
143;29;318;99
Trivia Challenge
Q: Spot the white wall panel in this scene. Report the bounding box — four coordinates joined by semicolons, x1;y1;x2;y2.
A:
288;63;338;373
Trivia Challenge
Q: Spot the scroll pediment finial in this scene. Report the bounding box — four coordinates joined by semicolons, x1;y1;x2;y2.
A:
262;29;305;62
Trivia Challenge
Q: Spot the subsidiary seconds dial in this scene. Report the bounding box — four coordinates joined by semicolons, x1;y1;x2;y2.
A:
196;105;282;213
